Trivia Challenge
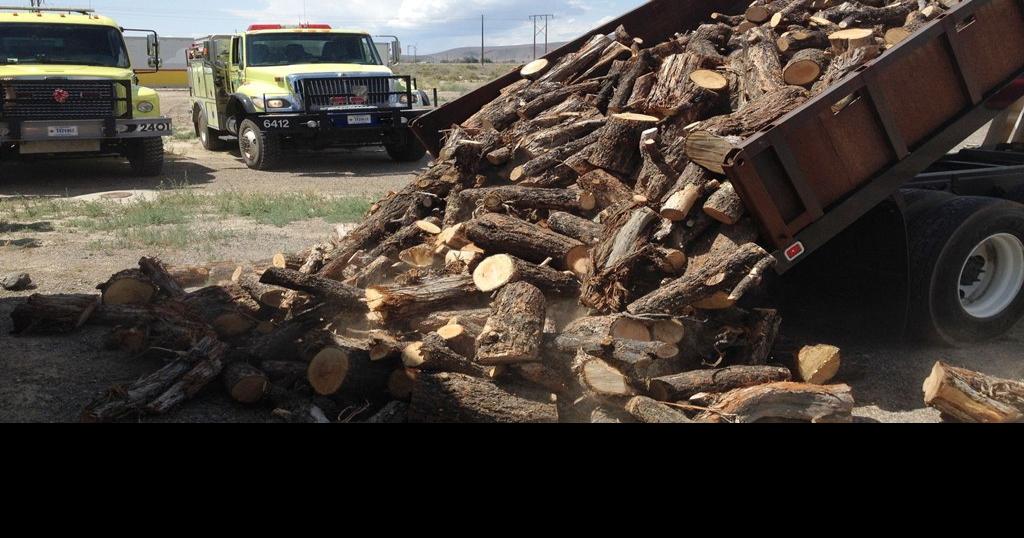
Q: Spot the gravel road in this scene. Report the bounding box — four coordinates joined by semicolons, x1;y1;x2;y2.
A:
1;90;1021;423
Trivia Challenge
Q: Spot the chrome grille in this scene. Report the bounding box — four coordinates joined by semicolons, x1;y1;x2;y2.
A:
295;76;409;112
1;80;118;119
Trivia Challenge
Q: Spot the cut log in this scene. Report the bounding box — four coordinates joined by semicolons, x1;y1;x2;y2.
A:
628;243;773;315
464;213;592;275
649;365;793;402
538;34;614;84
473;254;580;295
520;58;550;80
398;244;437;268
408;372;558;423
559;314;654;343
233;268;288;309
646;52;717;116
403;333;488;377
626;396;694;423
388;368;419;401
690;69;729;91
223;362;270;404
577;169;634;210
660;163;717;221
923;362;1024;423
609;50;655;113
783;48;828;86
682;131;743;175
587;113;660;175
703;182;746;225
828;28;876;54
411;307;492;334
476;282;546;365
518;80;602;120
98;269;156;305
547;211;603;245
698;382;855;423
306;335;392;397
511;363;572;395
364;217;442;262
138;257;187;298
510;128;605;183
436;322;477;357
366;275;481;323
180;284;261;338
273;253;305;270
793;344;842;384
777;29;830;54
593;206;660;271
573;351;636;398
260;267;365;311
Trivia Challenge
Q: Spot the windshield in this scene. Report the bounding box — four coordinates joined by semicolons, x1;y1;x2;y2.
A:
246;33;382;67
0;23;130;67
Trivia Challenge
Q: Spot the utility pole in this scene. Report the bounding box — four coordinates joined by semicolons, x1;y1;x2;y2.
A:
529;15;554;59
480;15;485;66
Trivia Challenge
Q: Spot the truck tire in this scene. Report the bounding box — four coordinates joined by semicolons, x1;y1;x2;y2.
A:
127;138;165;177
908;196;1024;344
238;119;282;170
197;113;228;151
385;133;426;163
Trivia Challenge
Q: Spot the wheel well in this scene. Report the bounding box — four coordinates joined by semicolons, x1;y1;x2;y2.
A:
226;98;248;130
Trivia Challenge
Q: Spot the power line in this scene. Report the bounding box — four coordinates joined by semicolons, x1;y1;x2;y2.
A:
529;14;554;59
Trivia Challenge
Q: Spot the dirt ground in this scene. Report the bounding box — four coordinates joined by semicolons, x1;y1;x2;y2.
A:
1;90;1021;423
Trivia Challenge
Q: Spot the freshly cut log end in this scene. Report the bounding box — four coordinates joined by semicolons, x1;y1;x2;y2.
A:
577;352;635;397
783;49;827;86
922;362;1024;423
794;344;842;384
828;28;875;53
566;245;595;277
521;58;551;80
611;316;651;342
473;254;580;295
651;319;686;344
415;220;443;235
308;347;351;396
399;244;437;268
223;362;269;404
745;5;771;23
474;254;522;292
689;69;729;91
99;270;157;306
272;253;304;270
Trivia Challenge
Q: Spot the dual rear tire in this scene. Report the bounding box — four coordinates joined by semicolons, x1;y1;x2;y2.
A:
907;195;1024;344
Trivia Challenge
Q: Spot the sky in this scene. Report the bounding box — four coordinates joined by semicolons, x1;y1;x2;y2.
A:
33;0;647;55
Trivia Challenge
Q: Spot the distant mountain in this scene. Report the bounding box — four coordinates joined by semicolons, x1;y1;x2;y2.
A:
416;42;569;64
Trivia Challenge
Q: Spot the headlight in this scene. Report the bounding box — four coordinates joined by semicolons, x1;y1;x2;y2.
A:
136;101;155;113
251;97;265;109
266;98;288;109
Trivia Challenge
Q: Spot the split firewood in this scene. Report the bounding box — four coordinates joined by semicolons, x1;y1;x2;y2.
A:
703;182;747;225
923;362;1024;423
698;382;855;423
626;396;694;423
649;365;793;402
475;282;546;365
408;372;558;423
792;344;842;384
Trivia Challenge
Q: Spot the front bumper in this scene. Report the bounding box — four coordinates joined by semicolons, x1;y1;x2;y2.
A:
253;108;429;136
0;117;173;143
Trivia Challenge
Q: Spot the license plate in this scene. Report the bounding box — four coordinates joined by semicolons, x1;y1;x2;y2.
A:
47;126;79;137
347;115;372;125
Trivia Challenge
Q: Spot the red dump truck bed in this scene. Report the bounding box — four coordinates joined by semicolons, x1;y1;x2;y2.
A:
410;0;1024;272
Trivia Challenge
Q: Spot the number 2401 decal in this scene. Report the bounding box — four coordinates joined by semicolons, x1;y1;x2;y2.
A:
263;119;291;129
138;122;170;132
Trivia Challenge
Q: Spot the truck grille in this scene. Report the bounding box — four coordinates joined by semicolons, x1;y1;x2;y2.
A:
0;80;122;119
295;76;411;113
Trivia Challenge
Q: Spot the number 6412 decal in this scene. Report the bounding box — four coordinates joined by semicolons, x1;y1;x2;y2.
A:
263;119;291;129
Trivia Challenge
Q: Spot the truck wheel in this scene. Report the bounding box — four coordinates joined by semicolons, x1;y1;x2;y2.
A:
127;138;165;177
238;119;282;170
385;134;426;163
197;113;227;151
908;196;1024;344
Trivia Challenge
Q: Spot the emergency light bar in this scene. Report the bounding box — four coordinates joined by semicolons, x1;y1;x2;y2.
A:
247;23;333;31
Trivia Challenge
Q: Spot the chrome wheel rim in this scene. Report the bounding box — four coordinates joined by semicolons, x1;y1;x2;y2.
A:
240;129;259;161
958;233;1024;319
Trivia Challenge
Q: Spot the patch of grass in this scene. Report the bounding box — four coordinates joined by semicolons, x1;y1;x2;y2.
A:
210;191;372;227
172;128;198;141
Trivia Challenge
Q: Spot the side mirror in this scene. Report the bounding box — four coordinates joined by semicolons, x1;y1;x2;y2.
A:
392;40;401;64
146;34;160;72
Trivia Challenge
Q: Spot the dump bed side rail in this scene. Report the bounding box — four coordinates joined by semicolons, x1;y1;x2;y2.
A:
724;0;1024;271
409;0;750;156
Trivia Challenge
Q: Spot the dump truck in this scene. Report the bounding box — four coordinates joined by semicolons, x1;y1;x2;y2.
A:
411;0;1024;344
187;24;433;170
0;6;171;175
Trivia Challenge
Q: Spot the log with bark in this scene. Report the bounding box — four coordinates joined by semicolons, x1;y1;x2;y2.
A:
464;213;592;275
475;282;546;365
923;362;1024;423
698;382;855;423
408;372;559;423
649;365;793;402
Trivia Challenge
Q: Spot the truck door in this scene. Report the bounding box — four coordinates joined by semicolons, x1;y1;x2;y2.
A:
228;36;245;93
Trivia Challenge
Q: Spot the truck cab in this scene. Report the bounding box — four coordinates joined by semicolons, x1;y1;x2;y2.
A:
188;24;432;170
0;7;172;176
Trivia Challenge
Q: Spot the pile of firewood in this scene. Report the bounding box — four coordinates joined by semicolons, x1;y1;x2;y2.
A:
8;0;958;423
